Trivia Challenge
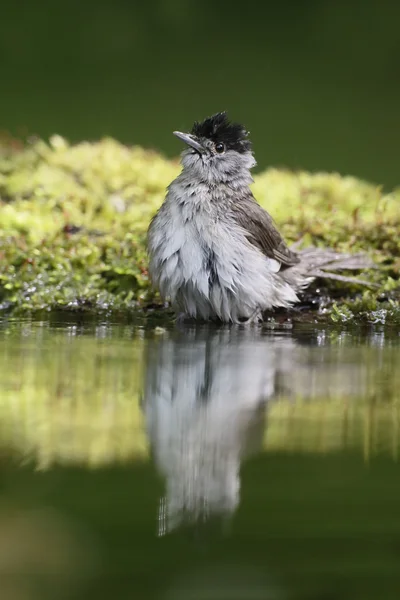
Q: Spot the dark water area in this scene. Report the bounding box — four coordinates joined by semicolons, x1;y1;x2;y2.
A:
2;0;400;189
0;316;400;599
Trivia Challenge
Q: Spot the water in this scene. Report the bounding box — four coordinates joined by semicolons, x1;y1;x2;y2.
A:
0;316;400;599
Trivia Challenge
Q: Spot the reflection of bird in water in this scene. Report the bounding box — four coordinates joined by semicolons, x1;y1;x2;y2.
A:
142;328;293;536
142;326;374;536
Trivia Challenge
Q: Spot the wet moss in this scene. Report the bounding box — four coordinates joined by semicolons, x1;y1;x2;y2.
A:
0;135;399;323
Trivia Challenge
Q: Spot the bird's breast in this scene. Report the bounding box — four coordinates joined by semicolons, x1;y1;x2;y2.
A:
149;184;286;319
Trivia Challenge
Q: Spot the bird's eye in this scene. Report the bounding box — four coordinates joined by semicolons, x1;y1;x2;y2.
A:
215;142;225;154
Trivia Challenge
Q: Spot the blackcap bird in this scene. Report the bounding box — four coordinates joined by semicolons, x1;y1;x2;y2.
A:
147;112;373;324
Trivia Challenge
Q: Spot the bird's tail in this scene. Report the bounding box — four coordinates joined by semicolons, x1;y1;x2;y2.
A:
293;245;377;287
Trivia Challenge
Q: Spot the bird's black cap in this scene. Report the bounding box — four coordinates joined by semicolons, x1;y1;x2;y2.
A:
191;112;251;154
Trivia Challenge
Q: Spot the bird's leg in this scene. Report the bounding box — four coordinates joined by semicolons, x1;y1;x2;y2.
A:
237;309;263;326
174;312;191;332
248;309;263;324
175;312;189;324
175;312;202;327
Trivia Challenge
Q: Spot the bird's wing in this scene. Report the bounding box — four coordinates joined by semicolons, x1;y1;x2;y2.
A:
229;191;300;268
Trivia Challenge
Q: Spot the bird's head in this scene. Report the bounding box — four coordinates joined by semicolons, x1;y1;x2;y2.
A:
173;112;256;184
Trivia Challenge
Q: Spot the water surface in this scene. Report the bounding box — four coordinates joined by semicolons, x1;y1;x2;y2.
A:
0;317;399;599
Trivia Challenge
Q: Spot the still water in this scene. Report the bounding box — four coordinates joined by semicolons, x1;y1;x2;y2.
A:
0;316;399;599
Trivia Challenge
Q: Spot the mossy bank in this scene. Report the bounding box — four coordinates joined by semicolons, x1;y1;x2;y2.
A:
0;135;399;325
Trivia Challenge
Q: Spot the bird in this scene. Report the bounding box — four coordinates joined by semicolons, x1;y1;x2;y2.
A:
147;112;373;324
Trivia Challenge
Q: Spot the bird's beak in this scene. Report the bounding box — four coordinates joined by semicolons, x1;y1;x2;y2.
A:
173;131;204;153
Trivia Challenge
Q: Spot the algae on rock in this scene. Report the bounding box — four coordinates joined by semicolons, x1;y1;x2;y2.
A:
0;135;399;322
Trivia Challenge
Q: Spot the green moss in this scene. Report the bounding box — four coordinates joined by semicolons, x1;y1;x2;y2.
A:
0;135;399;322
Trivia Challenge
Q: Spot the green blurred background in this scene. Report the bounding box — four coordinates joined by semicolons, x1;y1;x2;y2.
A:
2;0;400;188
